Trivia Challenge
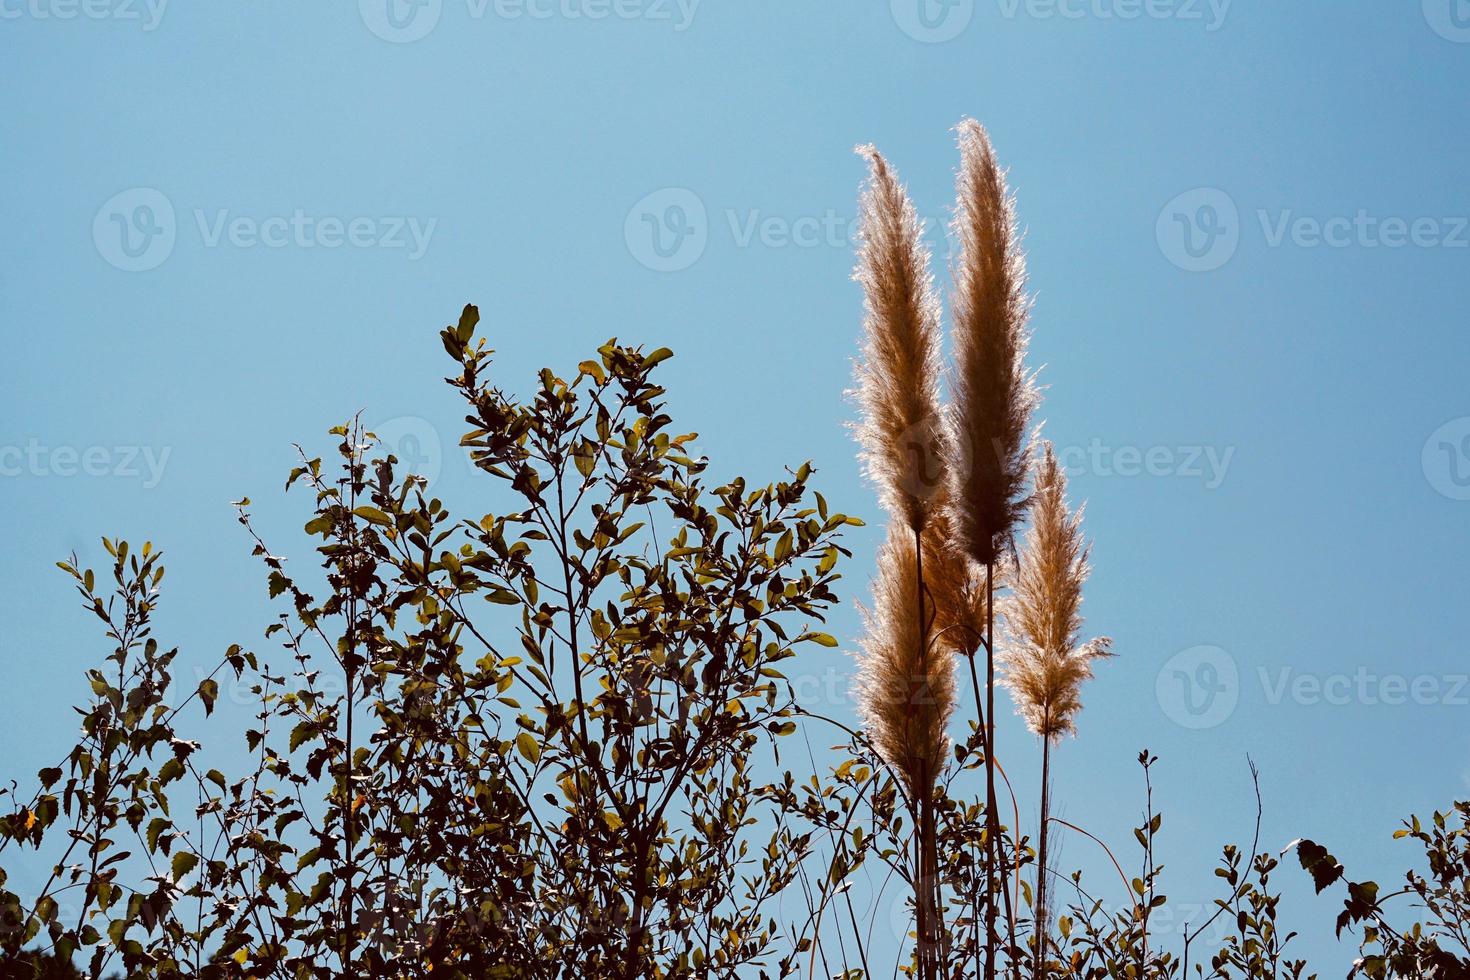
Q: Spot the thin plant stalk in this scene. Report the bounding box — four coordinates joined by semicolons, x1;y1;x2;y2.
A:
1035;724;1052;980
916;526;935;980
985;560;999;980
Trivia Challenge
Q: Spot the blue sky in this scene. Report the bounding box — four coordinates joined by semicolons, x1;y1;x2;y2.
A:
3;1;1469;972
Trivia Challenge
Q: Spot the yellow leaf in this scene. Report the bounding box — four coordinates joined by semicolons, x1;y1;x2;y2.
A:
515;732;541;764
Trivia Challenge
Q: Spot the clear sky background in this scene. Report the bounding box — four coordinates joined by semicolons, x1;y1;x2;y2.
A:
4;1;1470;973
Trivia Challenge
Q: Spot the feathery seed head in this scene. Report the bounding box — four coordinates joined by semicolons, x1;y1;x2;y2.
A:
855;524;958;796
1001;443;1111;742
923;488;1002;659
946;119;1039;565
851;145;946;533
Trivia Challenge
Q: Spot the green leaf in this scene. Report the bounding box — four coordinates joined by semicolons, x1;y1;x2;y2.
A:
456;303;480;343
353;506;394;527
290;722;315;753
171;851;199;882
146;817;169;853
515;732;541;765
198;678;219;716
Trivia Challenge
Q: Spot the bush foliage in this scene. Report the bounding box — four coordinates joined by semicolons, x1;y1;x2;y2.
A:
1;309;1465;979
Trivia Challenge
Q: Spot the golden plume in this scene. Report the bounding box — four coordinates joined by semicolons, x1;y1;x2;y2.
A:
852;145;945;533
946;119;1038;565
923;489;1000;659
1001;443;1111;741
854;524;958;798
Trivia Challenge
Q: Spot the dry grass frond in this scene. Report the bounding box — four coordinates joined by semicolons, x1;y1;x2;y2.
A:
1001;444;1111;741
923;489;1002;658
947;118;1039;565
855;524;958;797
852;145;945;533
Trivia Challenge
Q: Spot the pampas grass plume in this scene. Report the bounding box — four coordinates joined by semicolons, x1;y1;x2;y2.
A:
947;119;1039;565
852;145;945;532
1001;443;1111;741
855;525;958;798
